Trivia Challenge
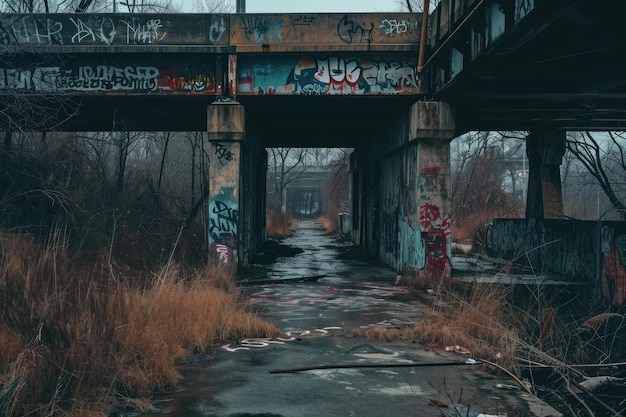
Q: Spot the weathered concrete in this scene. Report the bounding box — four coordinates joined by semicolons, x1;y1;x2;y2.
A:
140;220;561;417
207;103;245;266
525;130;566;219
355;101;455;278
490;218;626;306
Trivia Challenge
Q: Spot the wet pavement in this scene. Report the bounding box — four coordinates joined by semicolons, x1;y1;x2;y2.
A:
141;220;561;417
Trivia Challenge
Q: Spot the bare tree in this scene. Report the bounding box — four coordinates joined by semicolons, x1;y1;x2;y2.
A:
396;0;441;13
192;0;235;13
267;148;311;213
566;131;626;220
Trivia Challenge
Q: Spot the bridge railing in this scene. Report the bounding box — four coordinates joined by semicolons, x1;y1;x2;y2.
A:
425;0;537;94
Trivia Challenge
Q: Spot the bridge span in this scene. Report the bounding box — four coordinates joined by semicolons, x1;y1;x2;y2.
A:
2;1;626;305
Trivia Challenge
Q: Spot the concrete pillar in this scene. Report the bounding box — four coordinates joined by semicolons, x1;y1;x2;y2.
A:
405;102;455;279
525;129;566;219
207;103;245;266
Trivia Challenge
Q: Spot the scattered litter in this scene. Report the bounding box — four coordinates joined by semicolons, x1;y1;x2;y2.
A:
579;376;624;391
445;345;472;355
427;398;448;407
424;344;446;352
494;383;519;390
426;289;436;294
465;358;481;364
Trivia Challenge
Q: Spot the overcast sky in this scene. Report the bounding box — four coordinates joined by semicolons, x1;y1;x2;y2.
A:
245;0;402;13
174;0;404;13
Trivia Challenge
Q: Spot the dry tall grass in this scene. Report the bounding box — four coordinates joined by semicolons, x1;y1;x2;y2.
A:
0;232;282;417
266;210;296;237
359;282;519;368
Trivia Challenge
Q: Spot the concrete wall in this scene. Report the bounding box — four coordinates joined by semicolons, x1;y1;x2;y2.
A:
492;219;626;305
352;102;455;273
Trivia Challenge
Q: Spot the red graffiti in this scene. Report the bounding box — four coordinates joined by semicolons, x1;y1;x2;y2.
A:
419;204;451;275
421;166;441;176
216;243;232;264
602;248;626;306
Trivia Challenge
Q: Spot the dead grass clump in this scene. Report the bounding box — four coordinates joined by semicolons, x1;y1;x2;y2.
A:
0;233;282;416
266;210;296;237
359;282;519;368
318;205;340;234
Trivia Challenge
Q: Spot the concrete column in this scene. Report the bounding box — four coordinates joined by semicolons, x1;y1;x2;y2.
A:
405;102;455;279
525;129;566;219
207;103;245;266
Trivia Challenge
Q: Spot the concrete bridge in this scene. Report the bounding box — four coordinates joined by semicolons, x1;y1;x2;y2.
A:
2;1;626;304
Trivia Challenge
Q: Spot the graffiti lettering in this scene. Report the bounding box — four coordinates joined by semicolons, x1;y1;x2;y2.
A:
120;18;165;44
214;143;234;166
293;15;315;25
314;57;362;94
209;15;226;42
239;56;418;95
301;83;326;95
210;201;239;236
11;65;154;91
6;16;63;45
1;64;219;93
379;19;417;35
362;60;418;89
69;16;116;45
222;337;295;352
241;16;284;43
216;243;232;263
157;66;215;92
419;204;451;275
337;15;373;44
0;22;13;46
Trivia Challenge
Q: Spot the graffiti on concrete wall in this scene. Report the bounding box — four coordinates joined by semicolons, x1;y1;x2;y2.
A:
0;14;165;46
0;14;228;46
0;64;217;93
209;198;239;264
398;216;426;271
601;227;626;306
237;55;418;95
337;15;374;44
419;203;451;275
209;140;240;264
241;15;285;43
379;19;418;36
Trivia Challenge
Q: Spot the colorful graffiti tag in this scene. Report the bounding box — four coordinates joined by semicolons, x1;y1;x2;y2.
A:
0;64;217;93
419;203;451;275
237;55;418;95
601;228;626;306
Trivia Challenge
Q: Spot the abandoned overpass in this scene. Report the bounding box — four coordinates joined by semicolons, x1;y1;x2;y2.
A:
2;0;626;305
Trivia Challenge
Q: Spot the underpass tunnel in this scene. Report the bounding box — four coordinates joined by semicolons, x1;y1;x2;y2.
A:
228;99;457;277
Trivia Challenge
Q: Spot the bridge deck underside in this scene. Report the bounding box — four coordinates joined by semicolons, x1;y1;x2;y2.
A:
433;0;626;132
3;94;417;148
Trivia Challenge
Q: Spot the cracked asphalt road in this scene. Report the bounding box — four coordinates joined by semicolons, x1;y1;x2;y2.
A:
140;220;561;417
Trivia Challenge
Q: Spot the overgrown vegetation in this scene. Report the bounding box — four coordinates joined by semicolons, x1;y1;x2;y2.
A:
0;131;282;416
362;273;626;416
0;232;282;416
266;210;297;238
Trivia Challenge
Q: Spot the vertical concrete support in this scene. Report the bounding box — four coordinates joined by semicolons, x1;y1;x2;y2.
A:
207;103;245;266
525;129;566;219
406;102;455;278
